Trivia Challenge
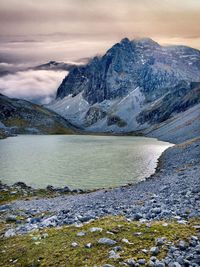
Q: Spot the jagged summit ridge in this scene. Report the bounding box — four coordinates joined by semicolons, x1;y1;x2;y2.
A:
48;37;200;133
56;37;200;102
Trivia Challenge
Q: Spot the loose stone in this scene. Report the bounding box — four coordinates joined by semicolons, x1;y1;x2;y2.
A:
150;247;160;256
98;238;117;246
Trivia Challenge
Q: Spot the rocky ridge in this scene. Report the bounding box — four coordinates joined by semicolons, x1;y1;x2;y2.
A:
48;38;200;135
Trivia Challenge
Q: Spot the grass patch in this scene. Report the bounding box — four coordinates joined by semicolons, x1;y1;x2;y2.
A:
42;122;75;135
0;216;199;267
107;115;127;128
0;187;59;205
4;118;28;128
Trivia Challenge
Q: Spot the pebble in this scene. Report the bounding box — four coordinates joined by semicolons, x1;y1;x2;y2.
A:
71;242;78;247
150;257;157;262
107;231;114;235
77;231;86;237
10;191;17;195
179;240;188;250
137;259;146;265
113;246;122;252
108;250;120;259
122;238;133;244
125;259;136;266
98;238;117;246
148;260;155;266
6;215;17;222
134;213;143;220
42;233;48;238
155;261;165;267
4;229;16;238
156;237;165;246
150;247;160;256
32;236;41;241
172;262;182;267
134;232;142;236
90;227;102;232
85;243;92;248
141;249;148;254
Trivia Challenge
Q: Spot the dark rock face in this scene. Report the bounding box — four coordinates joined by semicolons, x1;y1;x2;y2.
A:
84;106;107;127
137;81;200;125
56;38;200;105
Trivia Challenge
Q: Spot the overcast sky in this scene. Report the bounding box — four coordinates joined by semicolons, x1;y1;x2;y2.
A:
0;0;199;104
0;0;200;64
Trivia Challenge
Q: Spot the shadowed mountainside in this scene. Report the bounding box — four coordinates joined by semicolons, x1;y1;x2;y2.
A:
0;94;78;135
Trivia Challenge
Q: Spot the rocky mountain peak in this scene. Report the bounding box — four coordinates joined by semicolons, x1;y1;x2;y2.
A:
50;38;200;132
120;37;131;45
56;37;200;103
134;37;160;47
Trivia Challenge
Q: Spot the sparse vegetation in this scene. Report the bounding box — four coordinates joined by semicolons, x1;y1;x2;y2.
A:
107;115;127;127
0;216;199;267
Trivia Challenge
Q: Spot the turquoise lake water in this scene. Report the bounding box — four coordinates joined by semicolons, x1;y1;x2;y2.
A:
0;135;172;189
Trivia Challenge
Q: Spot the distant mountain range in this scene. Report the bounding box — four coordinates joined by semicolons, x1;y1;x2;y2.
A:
0;59;88;77
33;61;76;72
46;37;200;141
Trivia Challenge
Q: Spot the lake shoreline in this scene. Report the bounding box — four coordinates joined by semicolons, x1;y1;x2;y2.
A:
1;136;199;229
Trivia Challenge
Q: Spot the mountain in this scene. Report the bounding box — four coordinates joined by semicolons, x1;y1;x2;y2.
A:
144;102;200;143
34;61;77;71
0;94;78;135
47;37;200;139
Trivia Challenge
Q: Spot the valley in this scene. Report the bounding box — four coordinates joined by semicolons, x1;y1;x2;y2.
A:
0;37;200;267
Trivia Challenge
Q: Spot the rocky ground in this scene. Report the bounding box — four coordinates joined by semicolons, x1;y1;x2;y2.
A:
0;216;200;267
0;136;200;266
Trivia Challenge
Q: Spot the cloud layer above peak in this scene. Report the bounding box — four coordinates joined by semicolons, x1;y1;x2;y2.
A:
0;70;67;104
0;0;200;52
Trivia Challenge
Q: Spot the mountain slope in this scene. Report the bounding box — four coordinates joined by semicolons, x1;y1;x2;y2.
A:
47;37;200;137
144;103;200;143
0;94;77;135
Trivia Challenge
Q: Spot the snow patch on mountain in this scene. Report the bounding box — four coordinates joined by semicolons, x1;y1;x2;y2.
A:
47;92;90;126
86;87;147;132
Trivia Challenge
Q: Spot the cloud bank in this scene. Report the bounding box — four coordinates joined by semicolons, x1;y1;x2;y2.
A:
0;0;199;103
0;0;199;64
0;70;67;104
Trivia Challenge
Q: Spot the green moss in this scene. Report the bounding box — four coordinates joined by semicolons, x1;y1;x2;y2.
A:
107;115;127;128
0;216;199;267
0;187;58;205
5;118;28;128
42;122;75;135
33;105;53;116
